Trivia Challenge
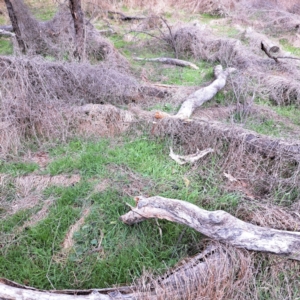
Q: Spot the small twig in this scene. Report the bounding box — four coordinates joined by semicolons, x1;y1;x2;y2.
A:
275;56;300;61
108;10;146;21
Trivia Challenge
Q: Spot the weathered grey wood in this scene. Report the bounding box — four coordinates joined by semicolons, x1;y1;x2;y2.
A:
175;65;236;119
120;196;300;260
134;57;199;69
0;278;135;300
0;25;13;32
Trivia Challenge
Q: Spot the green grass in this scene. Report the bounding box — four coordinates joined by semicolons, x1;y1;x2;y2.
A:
0;136;240;289
0;161;39;176
279;39;300;57
0;38;13;55
272;105;300;126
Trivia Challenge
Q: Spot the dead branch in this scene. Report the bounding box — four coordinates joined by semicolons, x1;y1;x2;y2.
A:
0;28;14;37
261;41;300;62
261;41;279;63
175;65;236;119
121;196;300;260
108;10;146;21
0;25;13;32
169;147;214;164
133;57;199;69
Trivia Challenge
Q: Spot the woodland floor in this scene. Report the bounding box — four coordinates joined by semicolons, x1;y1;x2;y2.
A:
0;1;300;299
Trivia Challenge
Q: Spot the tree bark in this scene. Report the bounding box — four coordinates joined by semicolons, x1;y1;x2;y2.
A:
69;0;85;60
120;196;300;260
4;0;26;53
175;65;236;119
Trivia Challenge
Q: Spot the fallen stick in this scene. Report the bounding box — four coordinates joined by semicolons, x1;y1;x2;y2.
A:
175;65;236;119
0;29;15;37
108;11;146;21
169;147;214;164
120;196;300;261
133;57;199;69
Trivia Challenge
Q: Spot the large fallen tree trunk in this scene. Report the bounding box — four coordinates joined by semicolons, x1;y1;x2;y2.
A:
120;196;300;260
175;65;236;119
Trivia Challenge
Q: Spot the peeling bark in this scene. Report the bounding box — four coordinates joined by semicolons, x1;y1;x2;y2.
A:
175;65;236;119
120;196;300;260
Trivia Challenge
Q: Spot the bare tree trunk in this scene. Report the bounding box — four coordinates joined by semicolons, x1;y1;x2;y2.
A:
120;196;300;260
4;0;26;53
69;0;85;60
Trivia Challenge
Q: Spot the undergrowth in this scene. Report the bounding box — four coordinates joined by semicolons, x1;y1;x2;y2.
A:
0;136;240;289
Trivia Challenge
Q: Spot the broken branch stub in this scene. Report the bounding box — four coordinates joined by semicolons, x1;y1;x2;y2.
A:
175;65;236;119
120;196;300;260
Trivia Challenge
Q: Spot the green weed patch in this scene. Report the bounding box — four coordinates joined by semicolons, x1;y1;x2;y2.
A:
0;38;13;55
0;136;240;289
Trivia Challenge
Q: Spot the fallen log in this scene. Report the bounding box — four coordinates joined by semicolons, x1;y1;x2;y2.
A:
133;57;199;69
120;196;300;260
175;65;236;119
261;41;300;62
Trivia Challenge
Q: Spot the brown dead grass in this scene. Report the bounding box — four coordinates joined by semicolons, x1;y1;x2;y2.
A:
62;207;91;250
236;201;300;231
15;174;81;198
3;174;81;216
18;197;55;229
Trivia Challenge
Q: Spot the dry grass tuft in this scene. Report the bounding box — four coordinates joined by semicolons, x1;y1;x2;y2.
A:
236;201;300;231
18;197;55;230
0;56;139;156
1;174;81;216
134;242;252;300
72;104;136;137
62;207;91;251
15;174;81;198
